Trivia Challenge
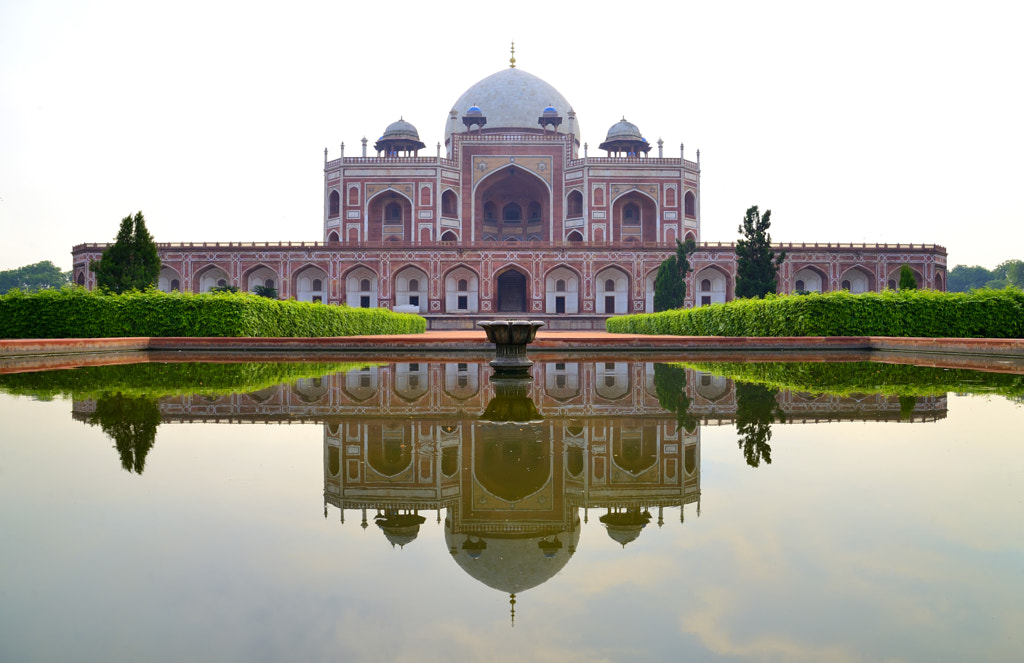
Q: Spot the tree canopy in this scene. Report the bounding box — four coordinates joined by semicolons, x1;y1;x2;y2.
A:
735;205;786;299
0;260;69;294
89;212;160;293
948;260;1023;292
653;238;696;311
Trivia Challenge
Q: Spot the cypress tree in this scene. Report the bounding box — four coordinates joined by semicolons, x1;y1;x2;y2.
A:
735;205;786;299
899;264;918;290
90;212;161;293
653;238;696;311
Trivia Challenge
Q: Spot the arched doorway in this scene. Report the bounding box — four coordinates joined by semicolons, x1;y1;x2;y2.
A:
496;270;528;313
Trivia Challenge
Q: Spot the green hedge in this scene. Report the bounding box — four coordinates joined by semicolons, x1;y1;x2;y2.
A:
0;288;426;338
607;288;1024;338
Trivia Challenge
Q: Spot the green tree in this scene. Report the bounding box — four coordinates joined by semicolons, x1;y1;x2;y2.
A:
735;205;786;298
994;259;1024;288
89;212;160;293
948;265;992;292
252;284;278;299
0;260;69;293
210;284;240;293
653;238;696;311
899;264;917;290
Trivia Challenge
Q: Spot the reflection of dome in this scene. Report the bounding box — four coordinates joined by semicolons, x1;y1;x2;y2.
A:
446;68;577;145
600;509;652;547
375;511;426;548
444;520;580;594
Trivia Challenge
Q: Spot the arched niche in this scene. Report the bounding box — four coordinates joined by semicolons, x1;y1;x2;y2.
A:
294;264;328;303
345;266;378;308
612;191;657;243
694;266;730;306
243;265;280;294
594;267;629;315
367;190;413;242
194;265;231;293
840;266;875;294
495;266;530;313
444;266;479;313
475;165;550;242
544;266;580;314
158;266;181;293
394;265;429;313
792;266;827;293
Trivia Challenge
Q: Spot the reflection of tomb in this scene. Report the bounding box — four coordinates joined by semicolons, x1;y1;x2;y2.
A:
323;414;702;618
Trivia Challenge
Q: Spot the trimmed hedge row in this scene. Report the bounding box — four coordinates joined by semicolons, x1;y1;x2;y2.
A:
0;288;426;338
678;361;1024;399
607;288;1024;338
0;361;374;400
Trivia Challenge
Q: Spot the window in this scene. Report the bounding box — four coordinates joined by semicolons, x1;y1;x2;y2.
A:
360;295;370;308
701;279;712;291
842;280;851;290
605;295;615;313
348;187;359;205
442;191;458;217
409;279;419;291
360;278;371;291
409;295;419;306
684;191;696;218
567;230;583;242
555;296;565;313
795;279;805;291
623;202;640;225
217;278;227;287
457;295;468;310
665;188;676;207
441;231;457;241
328;191;340;217
888;279;897;290
605;279;615;291
556;279;566;292
527;201;541;221
385;202;401;221
502;202;522;221
420;187;431;207
312;279;322;291
484;201;497;221
457;279;468;291
170;278;179;290
327;231;339;242
313;296;322;303
567;190;583;217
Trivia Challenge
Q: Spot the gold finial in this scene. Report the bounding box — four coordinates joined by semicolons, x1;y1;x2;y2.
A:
510;41;516;68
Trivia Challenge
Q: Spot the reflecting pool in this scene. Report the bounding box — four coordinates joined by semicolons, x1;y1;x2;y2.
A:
1;359;1022;662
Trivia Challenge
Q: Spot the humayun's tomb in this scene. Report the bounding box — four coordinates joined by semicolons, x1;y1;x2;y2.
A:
71;49;946;329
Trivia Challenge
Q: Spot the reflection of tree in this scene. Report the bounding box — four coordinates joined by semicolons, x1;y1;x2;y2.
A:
899;395;918;422
653;364;698;433
87;394;161;474
734;383;786;468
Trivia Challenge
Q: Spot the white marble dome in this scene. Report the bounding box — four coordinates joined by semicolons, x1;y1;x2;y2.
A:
445;67;577;145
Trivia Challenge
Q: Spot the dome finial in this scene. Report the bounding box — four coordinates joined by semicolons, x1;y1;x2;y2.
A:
509;41;516;68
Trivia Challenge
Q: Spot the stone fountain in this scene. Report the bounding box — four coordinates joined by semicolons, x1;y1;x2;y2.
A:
477;320;545;378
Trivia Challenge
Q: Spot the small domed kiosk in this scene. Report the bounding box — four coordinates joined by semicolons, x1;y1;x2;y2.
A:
599;117;651;157
374;118;426;156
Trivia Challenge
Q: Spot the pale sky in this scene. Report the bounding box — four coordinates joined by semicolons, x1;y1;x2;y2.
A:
1;0;1021;273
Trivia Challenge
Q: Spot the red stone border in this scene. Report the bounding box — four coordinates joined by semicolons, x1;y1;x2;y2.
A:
2;333;1023;375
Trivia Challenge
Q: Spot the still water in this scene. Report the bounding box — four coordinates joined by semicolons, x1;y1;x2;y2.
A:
0;359;1022;662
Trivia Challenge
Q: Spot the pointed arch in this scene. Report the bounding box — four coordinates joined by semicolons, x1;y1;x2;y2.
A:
344;266;378;308
393;264;429;313
158;266;182;293
493;264;531;313
594;266;630;315
243;264;281;294
443;264;480;313
293;263;328;303
694;265;731;306
791;265;828;293
544;265;581;314
839;266;875;294
194;264;231;293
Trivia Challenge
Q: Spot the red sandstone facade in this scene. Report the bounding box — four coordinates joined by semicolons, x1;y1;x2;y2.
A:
71;63;946;330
